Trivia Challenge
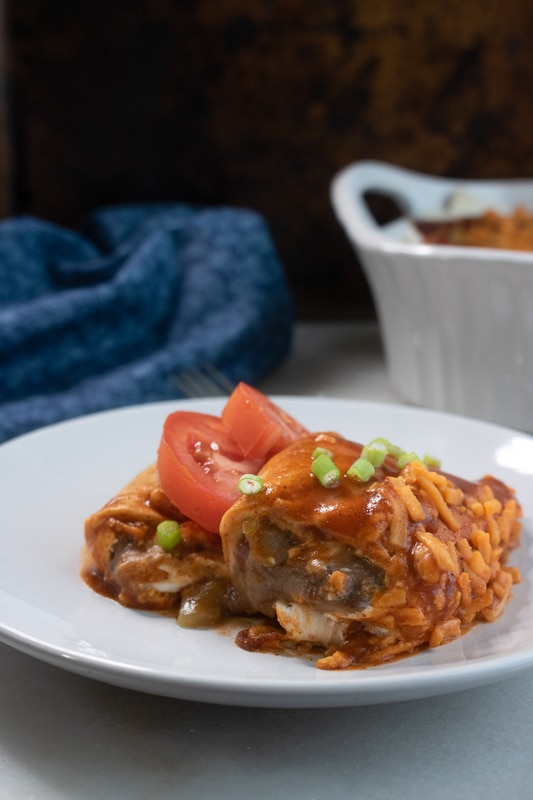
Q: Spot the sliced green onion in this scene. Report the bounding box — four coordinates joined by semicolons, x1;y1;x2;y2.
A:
423;453;442;469
156;519;181;551
397;451;421;469
358;437;441;472
347;457;375;482
238;473;264;495
368;437;405;459
361;441;388;467
311;453;341;487
312;446;333;459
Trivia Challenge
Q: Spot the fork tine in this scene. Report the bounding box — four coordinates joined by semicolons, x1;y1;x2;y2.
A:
201;362;236;394
172;364;235;398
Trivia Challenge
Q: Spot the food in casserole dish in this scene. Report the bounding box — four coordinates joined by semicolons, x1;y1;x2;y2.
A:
415;206;533;251
83;385;522;669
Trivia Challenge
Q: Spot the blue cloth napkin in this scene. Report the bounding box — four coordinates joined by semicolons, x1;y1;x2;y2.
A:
0;204;294;443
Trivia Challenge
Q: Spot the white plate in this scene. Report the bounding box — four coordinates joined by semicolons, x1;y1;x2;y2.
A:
0;397;532;708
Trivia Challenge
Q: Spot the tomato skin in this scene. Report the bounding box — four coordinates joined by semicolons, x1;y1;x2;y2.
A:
157;388;307;533
157;411;262;534
221;383;308;460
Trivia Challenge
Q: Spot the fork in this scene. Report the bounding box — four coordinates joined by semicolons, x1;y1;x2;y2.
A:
172;363;235;398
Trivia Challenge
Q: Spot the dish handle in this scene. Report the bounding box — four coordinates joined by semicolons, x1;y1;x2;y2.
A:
330;160;446;248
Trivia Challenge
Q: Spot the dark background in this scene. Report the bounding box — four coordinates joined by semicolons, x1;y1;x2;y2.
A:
0;0;532;319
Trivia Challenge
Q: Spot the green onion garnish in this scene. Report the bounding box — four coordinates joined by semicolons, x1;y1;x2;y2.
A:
361;441;388;467
347;457;375;482
312;446;333;459
423;453;441;468
397;451;421;469
238;473;264;495
156;520;181;551
368;437;405;458
311;453;341;487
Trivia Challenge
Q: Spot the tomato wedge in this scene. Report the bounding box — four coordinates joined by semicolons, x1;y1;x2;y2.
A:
157;411;263;534
221;382;308;460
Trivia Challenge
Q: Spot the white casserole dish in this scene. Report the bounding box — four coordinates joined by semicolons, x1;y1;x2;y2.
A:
331;160;533;432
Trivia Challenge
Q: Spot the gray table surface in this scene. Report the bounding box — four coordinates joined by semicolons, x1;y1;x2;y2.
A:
1;322;532;799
